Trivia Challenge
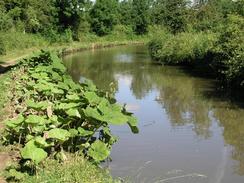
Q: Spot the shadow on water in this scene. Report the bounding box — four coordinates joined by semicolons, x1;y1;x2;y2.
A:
177;63;244;108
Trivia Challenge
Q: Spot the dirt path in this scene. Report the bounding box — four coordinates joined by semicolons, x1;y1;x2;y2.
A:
0;153;10;183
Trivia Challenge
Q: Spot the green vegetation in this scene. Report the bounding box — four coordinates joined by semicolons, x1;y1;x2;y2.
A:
5;154;116;183
0;0;244;182
148;31;217;64
90;0;119;36
1;51;138;182
0;72;11;121
148;0;244;88
132;0;150;35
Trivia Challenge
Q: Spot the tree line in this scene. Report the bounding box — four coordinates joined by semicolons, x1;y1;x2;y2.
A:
1;0;243;38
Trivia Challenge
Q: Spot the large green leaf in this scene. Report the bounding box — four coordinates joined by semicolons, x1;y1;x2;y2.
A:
5;115;24;128
78;127;93;136
66;94;80;101
34;136;53;148
69;129;79;137
52;59;66;73
84;106;128;125
127;116;139;134
25;115;46;125
87;140;110;162
47;128;71;142
26;100;50;111
65;108;81;118
56;103;81;110
21;140;47;165
83;91;101;105
31;72;48;80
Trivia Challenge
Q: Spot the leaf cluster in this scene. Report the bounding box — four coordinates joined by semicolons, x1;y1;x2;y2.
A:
3;51;138;173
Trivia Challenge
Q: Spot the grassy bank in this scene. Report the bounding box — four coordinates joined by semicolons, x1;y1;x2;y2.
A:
0;51;138;182
0;25;163;65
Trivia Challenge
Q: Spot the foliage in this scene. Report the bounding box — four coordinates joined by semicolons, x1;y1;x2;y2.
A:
55;0;92;40
118;0;133;26
132;0;150;35
3;51;138;175
6;154;117;183
148;31;217;64
0;31;47;54
213;15;244;87
0;38;6;55
90;0;119;36
0;72;11;121
151;0;189;33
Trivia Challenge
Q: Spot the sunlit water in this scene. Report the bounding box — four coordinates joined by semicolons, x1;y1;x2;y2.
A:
63;45;244;183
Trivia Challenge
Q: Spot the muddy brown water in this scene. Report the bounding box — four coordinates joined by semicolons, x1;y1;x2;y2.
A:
63;45;244;183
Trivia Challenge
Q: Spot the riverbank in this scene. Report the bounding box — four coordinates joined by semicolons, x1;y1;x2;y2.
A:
0;46;139;182
0;40;145;68
148;15;244;89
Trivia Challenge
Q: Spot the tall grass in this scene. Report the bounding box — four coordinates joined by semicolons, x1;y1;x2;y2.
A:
0;32;48;54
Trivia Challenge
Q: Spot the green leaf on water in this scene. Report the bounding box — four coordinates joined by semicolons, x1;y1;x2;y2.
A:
21;140;47;165
87;140;110;162
127;116;139;134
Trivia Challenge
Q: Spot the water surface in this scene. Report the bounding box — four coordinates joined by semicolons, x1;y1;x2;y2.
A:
63;45;244;183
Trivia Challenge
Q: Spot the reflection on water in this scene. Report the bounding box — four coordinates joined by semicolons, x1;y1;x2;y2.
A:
63;46;244;183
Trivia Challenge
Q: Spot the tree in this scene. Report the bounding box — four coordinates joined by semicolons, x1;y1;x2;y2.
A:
151;0;189;33
132;0;150;35
90;0;119;36
55;0;92;39
118;0;133;25
0;0;57;33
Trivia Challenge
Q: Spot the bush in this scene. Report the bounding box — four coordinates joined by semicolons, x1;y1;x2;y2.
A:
42;29;73;44
213;15;244;87
148;32;217;65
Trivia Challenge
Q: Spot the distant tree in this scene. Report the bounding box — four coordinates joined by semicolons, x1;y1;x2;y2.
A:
118;0;133;25
0;0;57;33
132;0;150;35
90;0;119;36
151;0;189;33
55;0;92;39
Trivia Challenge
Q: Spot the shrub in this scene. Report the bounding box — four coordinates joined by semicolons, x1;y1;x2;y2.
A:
213;15;244;87
148;32;217;65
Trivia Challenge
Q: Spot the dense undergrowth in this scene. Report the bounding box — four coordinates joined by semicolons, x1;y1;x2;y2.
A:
148;31;217;65
1;51;138;182
148;15;244;88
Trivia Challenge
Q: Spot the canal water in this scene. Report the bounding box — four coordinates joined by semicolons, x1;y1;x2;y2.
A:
63;45;244;183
